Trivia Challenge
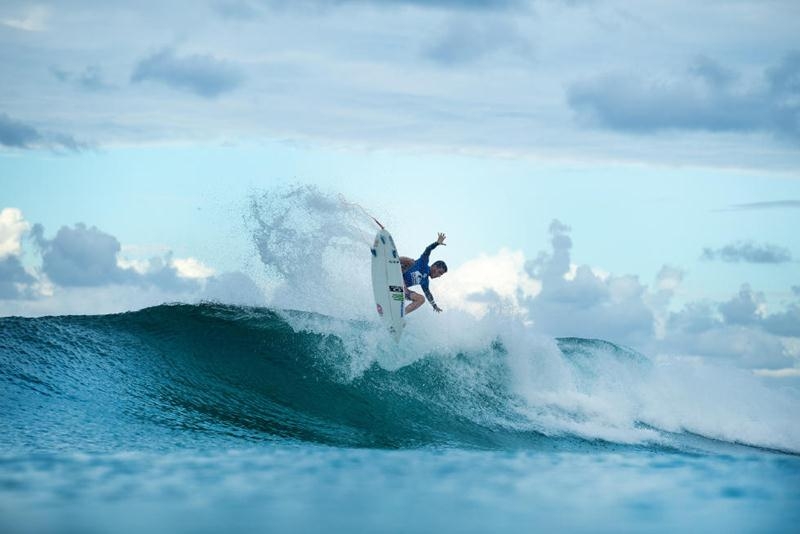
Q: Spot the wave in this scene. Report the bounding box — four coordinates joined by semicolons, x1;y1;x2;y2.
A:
1;303;798;454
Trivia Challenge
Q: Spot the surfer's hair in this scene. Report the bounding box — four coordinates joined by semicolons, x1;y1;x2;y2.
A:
432;260;448;273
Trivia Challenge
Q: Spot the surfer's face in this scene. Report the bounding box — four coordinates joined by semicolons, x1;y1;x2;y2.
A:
430;266;446;279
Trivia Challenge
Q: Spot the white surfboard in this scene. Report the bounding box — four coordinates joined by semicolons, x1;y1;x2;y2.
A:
371;227;405;341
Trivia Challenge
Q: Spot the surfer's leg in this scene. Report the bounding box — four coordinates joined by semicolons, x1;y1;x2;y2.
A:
404;290;424;314
400;256;414;273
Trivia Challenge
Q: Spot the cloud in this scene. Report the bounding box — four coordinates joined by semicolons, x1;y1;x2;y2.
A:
767;51;800;98
0;113;43;149
31;223;209;293
520;220;654;344
701;241;792;264
662;321;789;369
439;220;797;370
0;255;37;299
51;65;114;92
437;248;541;317
648;265;685;338
718;284;765;326
131;48;244;98
213;0;264;20
723;200;800;211
32;223;133;287
0;208;30;258
657;284;799;369
0;208;36;300
423;15;532;66
172;257;216;279
754;368;800;378
0;113;85;151
263;0;524;10
763;305;800;337
0;212;246;312
567;52;800;140
689;55;737;88
0;5;48;32
382;0;523;7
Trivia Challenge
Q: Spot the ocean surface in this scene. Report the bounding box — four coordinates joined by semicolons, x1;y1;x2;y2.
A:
1;303;799;533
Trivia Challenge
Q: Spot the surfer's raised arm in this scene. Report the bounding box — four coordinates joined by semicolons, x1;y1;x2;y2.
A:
420;233;446;263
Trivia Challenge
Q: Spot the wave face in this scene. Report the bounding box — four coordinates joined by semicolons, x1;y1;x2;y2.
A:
1;303;798;454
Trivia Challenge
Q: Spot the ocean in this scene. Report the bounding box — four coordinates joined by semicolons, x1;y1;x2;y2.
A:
1;303;798;533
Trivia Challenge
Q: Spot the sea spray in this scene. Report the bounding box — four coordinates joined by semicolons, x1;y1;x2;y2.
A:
246;185;377;319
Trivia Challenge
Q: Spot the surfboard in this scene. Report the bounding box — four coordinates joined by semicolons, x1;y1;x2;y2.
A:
371;226;405;341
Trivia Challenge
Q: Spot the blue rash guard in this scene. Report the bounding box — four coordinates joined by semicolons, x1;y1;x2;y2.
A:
402;241;441;309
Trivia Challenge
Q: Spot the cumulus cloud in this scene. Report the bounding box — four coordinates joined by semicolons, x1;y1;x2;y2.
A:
701;241;792;264
437;248;540;318
32;223;133;287
0;113;84;151
657;284;799;370
567;52;800;140
0;255;37;299
763;305;800;337
519;220;654;345
0;208;36;300
131;48;244;98
31;222;212;293
718;284;765;325
0;212;260;313
441;219;798;370
0;208;30;258
647;265;684;338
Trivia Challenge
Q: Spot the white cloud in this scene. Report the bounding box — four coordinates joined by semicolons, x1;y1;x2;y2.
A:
564;263;609;282
436;248;541;318
116;256;150;275
0;207;30;258
0;5;48;32
436;219;800;370
171;257;215;279
753;368;800;378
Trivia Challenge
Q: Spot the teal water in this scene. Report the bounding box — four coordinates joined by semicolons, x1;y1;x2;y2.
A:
1;303;798;533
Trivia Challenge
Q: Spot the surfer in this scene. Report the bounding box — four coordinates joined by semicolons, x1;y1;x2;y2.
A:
400;232;448;314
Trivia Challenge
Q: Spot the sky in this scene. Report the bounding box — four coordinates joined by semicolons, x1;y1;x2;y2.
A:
1;0;799;375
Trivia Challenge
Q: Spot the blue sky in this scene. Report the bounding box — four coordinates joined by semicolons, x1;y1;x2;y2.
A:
1;0;799;373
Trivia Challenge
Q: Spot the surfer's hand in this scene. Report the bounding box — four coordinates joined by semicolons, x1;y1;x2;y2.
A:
433;304;443;313
437;232;446;245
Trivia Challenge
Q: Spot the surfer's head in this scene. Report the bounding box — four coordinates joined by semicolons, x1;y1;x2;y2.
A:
430;260;448;278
